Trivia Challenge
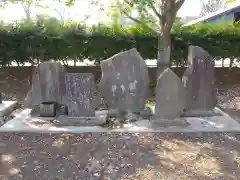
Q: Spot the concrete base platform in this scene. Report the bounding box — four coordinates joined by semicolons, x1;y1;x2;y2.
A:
180;109;222;117
0;107;240;133
0;109;107;133
55;115;106;126
0;101;18;117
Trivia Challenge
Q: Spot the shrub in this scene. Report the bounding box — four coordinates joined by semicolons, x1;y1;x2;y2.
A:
0;19;239;66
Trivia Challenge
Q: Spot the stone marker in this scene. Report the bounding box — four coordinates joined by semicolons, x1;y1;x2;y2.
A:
182;46;217;111
25;62;67;107
92;82;108;110
25;62;67;117
155;68;186;119
39;62;66;104
64;73;98;117
25;67;42;107
55;73;105;126
98;48;149;113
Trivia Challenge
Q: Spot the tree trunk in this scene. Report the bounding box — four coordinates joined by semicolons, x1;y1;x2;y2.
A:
180;59;186;67
61;59;69;66
65;59;69;66
37;58;40;65
62;60;67;66
221;58;225;67
17;62;20;66
156;31;171;77
229;57;234;68
26;11;31;21
22;2;31;21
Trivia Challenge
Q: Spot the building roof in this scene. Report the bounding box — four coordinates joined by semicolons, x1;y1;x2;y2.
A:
183;3;240;27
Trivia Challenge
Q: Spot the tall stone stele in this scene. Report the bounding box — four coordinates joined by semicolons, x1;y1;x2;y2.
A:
98;48;149;114
182;46;217;111
155;68;186;119
25;62;67;108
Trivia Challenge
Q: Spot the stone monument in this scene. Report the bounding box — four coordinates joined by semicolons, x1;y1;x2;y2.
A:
182;46;217;111
65;73;97;117
155;68;186;119
56;73;106;126
25;62;67;117
98;48;149;120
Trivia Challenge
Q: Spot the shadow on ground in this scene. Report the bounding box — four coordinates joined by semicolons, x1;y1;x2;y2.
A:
0;132;239;180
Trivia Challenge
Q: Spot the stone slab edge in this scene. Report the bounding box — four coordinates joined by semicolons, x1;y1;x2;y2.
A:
0;127;108;133
149;118;189;127
0;101;18;117
180;109;222;117
0;125;240;133
55;115;106;126
214;107;238;118
151;104;223;117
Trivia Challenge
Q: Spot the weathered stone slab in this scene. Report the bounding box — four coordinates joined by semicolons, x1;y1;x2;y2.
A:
155;68;186;119
98;48;149;113
182;46;217;111
25;62;67;107
65;73;99;117
25;67;41;107
92;82;108;110
39;103;56;117
39;62;66;103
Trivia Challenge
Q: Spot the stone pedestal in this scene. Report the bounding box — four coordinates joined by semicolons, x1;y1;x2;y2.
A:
40;102;56;117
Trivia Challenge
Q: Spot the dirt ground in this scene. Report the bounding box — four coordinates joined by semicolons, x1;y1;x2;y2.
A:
0;132;239;180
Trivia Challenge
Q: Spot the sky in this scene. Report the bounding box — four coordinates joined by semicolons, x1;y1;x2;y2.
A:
0;0;202;24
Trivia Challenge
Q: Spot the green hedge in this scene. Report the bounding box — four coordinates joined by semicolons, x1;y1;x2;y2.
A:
0;19;240;66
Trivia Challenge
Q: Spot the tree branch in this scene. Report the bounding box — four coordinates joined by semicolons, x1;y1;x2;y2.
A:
174;0;185;12
121;9;157;34
21;1;31;20
149;1;162;20
53;6;65;22
161;0;185;32
116;1;158;34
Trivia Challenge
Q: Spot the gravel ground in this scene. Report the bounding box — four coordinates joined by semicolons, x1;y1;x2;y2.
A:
0;132;239;180
216;85;240;123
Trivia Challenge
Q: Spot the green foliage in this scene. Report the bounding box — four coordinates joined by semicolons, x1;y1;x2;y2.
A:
0;19;240;66
226;0;240;3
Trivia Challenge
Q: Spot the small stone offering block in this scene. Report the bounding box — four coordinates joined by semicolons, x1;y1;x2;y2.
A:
40;102;56;117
